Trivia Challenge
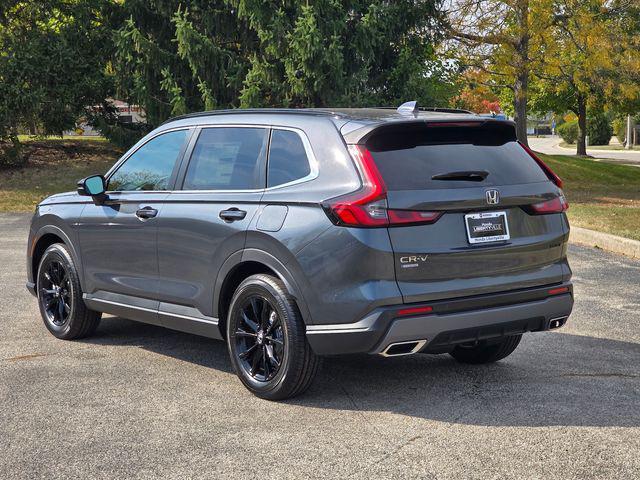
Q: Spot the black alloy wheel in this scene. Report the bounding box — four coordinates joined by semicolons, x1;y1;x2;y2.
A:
39;259;72;327
226;274;320;400
36;243;101;340
234;295;285;382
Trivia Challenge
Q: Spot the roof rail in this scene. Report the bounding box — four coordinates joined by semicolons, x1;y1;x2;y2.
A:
420;107;474;114
160;108;338;126
377;106;474;115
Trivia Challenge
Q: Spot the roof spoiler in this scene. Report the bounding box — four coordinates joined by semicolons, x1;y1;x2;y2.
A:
342;117;517;145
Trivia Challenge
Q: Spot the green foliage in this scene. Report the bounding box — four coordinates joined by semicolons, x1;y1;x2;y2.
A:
586;114;613;146
113;1;252;126
113;0;453;126
0;137;24;168
0;0;115;154
558;120;579;145
613;117;627;143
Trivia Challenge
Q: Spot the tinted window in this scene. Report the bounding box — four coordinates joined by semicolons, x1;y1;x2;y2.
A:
367;125;549;190
267;129;311;188
183;127;268;190
108;130;188;191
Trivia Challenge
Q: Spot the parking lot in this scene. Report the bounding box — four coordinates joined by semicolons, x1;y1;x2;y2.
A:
1;212;639;479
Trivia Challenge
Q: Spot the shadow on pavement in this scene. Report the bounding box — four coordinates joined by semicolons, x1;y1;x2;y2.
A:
87;317;640;428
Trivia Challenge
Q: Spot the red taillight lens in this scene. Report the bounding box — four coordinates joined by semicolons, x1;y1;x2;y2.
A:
519;141;563;188
387;209;442;225
397;305;433;317
323;145;442;228
525;195;569;215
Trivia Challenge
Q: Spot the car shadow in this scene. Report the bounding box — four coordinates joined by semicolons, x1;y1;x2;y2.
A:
87;317;640;428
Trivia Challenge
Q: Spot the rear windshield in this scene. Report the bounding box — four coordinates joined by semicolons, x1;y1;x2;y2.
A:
366;123;549;190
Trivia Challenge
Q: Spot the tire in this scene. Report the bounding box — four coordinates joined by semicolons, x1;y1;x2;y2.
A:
449;334;522;364
36;243;101;340
226;274;320;400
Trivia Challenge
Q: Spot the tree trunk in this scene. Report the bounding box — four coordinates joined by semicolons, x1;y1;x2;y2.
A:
513;0;530;146
513;70;529;145
576;94;587;156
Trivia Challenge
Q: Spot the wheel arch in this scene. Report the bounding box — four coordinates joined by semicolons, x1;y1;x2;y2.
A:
215;249;312;338
30;226;82;289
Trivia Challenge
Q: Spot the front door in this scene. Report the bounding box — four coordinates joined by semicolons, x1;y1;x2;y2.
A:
77;128;191;313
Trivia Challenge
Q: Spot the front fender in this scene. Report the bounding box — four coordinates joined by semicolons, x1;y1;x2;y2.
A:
28;207;85;289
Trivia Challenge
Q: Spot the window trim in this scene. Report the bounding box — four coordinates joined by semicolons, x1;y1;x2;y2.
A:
266;127;317;190
104;126;193;194
176;124;318;193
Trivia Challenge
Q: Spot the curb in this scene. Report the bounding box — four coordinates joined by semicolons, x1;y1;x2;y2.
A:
569;226;640;259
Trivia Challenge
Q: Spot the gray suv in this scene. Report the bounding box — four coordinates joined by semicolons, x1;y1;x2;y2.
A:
26;106;573;400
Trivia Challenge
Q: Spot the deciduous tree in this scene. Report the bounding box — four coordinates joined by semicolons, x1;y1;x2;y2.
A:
0;0;114;164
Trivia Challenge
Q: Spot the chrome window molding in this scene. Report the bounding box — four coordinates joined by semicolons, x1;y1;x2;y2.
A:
103;123;319;195
104;126;193;182
177;124;319;194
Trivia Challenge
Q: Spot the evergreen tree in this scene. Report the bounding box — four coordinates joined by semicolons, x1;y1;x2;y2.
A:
114;0;453;126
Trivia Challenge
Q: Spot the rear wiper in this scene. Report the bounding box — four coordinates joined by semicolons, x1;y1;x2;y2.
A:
431;170;489;182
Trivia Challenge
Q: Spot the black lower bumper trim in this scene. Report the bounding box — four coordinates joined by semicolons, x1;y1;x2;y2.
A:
306;284;574;355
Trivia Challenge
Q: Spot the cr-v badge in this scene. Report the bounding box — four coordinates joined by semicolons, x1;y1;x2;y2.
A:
486;189;500;205
399;255;429;268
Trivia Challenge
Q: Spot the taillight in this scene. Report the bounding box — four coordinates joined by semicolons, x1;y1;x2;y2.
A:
524;194;569;215
519;141;563;188
323;145;442;227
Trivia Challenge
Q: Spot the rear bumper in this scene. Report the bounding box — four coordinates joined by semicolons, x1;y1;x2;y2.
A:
306;284;574;355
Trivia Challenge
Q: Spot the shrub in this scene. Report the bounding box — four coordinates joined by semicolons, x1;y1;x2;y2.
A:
613;117;627;144
558;120;579;144
587;114;613;146
92;118;152;150
0;137;25;169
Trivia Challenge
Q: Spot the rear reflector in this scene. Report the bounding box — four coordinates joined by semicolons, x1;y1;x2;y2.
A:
519;141;564;188
548;286;570;296
525;195;569;215
397;305;433;317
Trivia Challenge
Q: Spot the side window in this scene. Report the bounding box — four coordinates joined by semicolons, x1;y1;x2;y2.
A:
267;129;311;188
108;130;188;192
183;127;269;190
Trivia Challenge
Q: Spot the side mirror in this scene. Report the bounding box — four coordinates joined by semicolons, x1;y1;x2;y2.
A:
77;175;107;198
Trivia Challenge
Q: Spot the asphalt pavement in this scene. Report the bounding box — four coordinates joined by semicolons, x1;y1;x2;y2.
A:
1;213;639;479
529;136;640;166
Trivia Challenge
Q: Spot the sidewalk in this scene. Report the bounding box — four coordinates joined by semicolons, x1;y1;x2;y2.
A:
528;136;640;166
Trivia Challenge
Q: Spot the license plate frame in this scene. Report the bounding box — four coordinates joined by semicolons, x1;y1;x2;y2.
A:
464;211;510;244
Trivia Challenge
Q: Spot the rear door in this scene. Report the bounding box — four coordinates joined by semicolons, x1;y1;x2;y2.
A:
155;126;268;323
364;121;570;303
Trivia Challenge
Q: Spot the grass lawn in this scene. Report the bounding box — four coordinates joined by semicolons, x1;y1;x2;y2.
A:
0;140;121;212
540;153;640;241
1;140;639;241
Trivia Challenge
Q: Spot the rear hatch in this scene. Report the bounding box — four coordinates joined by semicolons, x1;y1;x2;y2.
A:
338;120;570;303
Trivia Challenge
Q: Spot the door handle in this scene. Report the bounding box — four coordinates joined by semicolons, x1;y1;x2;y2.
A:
220;208;247;222
136;206;158;220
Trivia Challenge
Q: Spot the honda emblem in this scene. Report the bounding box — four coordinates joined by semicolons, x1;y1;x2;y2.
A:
485;190;500;205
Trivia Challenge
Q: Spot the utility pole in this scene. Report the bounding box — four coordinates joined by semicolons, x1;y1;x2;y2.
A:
626;115;633;150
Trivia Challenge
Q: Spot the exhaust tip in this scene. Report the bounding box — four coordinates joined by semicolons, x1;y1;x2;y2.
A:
380;339;427;357
548;316;567;330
